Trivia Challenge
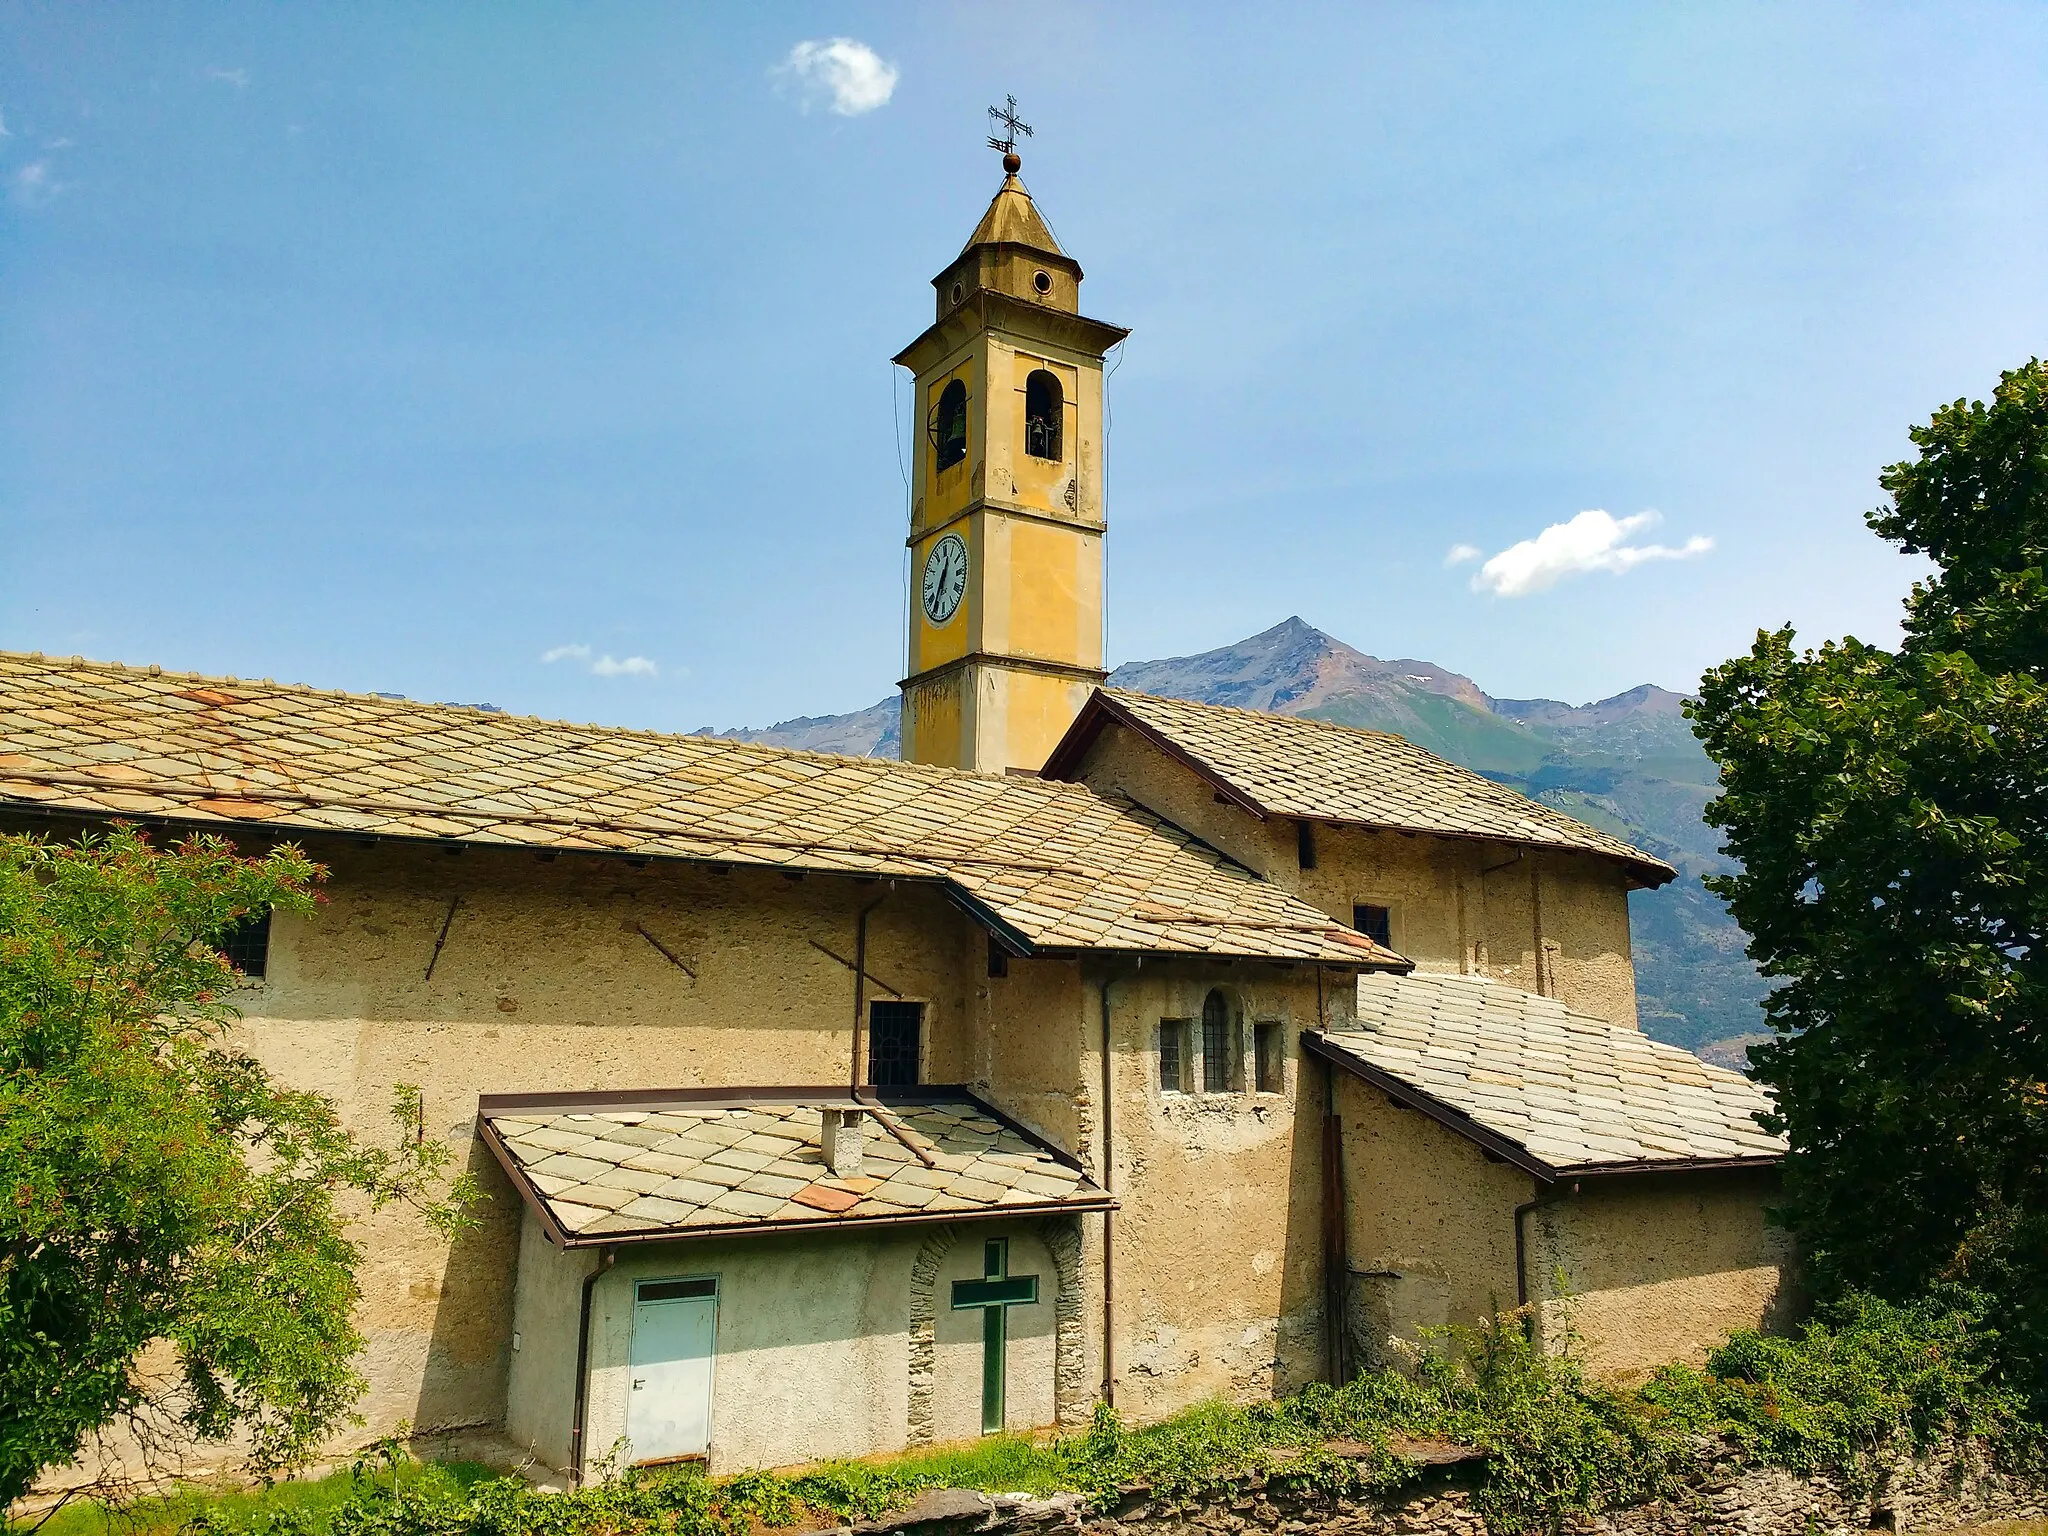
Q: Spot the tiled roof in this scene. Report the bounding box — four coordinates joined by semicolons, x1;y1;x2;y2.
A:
1311;973;1783;1177
477;1091;1109;1246
0;652;1401;966
1047;690;1674;885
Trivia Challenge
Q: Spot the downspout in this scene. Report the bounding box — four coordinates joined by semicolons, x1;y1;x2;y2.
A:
569;1245;617;1484
1097;971;1122;1409
849;894;888;1091
1513;1179;1573;1340
1321;1055;1351;1385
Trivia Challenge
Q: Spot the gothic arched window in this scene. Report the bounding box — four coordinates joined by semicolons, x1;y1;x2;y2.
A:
1024;369;1063;462
933;379;968;472
1201;988;1238;1093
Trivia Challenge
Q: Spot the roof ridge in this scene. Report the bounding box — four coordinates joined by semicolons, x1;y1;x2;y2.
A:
1103;686;1419;749
0;647;1103;794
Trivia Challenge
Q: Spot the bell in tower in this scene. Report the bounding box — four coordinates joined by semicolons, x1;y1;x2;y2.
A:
894;103;1130;774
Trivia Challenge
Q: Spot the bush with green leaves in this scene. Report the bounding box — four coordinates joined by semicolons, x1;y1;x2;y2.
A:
0;828;478;1510
107;1293;2027;1536
1690;359;2048;1412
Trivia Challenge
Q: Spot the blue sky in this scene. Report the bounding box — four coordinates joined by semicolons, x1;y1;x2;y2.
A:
3;4;2045;731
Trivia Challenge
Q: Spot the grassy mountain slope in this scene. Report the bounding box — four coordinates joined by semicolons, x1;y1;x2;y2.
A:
716;617;1768;1064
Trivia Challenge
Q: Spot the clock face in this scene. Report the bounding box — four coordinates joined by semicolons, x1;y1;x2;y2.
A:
921;533;969;626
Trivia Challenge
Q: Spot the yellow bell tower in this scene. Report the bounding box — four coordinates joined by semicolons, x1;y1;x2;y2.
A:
894;140;1129;773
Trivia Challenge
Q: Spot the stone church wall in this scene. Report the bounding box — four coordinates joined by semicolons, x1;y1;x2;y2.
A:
1334;1077;1796;1379
1525;1168;1799;1380
1096;961;1347;1420
234;837;986;1448
1069;728;1641;1030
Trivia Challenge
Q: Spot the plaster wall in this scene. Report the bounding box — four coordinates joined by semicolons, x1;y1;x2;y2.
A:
1333;1073;1530;1364
505;1206;594;1467
1526;1171;1798;1380
1098;962;1350;1419
231;840;982;1447
1072;727;1641;1029
1336;1080;1795;1376
509;1220;1067;1476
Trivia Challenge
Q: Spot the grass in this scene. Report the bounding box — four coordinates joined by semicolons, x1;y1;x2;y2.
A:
15;1296;2033;1536
25;1463;501;1536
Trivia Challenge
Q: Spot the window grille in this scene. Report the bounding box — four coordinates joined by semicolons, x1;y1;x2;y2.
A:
1254;1022;1284;1094
1201;989;1234;1093
1159;1020;1188;1092
868;1000;924;1086
219;909;272;979
1353;904;1392;948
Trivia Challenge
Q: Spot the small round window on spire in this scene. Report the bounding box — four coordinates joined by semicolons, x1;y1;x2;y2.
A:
950;281;965;306
1032;270;1053;295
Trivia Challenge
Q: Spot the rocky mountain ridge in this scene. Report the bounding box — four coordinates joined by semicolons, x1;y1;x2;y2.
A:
702;618;1766;1065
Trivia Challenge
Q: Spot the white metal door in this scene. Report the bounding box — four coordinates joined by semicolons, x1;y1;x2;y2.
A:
627;1278;717;1464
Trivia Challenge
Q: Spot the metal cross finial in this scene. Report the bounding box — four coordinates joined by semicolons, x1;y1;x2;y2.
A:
987;94;1033;157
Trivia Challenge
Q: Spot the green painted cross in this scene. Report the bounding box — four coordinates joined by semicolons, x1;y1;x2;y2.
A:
950;1238;1039;1434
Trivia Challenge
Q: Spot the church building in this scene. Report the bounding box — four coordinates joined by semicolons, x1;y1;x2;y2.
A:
0;149;1792;1481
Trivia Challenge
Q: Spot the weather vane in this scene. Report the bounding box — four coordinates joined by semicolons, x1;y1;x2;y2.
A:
987;94;1032;172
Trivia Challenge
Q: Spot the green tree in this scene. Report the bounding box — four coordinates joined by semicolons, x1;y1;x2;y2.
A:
0;828;476;1509
1690;360;2048;1405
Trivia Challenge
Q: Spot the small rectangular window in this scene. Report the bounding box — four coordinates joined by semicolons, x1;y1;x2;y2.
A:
868;1000;924;1086
219;909;272;979
1296;821;1317;869
637;1277;717;1303
987;937;1009;978
1353;904;1392;948
1159;1021;1189;1092
1254;1022;1285;1093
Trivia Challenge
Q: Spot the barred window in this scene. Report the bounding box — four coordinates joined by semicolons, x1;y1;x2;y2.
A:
1159;1020;1189;1093
1201;989;1237;1093
1354;904;1392;948
867;1000;923;1087
1254;1022;1284;1094
219;909;272;979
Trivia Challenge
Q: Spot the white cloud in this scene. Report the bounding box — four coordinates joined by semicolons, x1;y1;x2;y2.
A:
774;38;899;116
205;65;250;88
10;160;56;204
541;643;658;679
1444;543;1482;567
1469;510;1712;598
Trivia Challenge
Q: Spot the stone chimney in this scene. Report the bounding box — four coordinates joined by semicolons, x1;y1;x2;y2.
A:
821;1106;865;1177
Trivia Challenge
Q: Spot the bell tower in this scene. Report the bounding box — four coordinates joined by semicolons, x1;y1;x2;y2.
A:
894;119;1129;773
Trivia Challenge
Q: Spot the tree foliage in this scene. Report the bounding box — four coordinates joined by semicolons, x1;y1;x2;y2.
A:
1690;360;2048;1407
0;828;477;1509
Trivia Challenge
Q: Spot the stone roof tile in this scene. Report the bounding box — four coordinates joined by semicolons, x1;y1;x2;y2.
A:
1062;690;1672;883
482;1092;1109;1244
1316;972;1783;1175
0;653;1403;969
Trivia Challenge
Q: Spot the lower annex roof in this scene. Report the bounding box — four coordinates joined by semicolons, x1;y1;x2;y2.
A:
478;1087;1111;1247
0;651;1403;968
1307;972;1785;1181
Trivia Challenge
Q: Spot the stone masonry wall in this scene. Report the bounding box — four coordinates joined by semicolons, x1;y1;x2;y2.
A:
854;1440;2047;1536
